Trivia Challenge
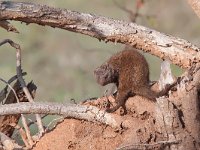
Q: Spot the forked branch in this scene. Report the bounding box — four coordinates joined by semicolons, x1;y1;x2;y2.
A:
0;39;44;137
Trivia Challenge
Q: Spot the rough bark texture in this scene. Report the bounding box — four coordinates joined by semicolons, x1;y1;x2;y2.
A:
0;1;200;149
0;101;124;129
155;64;200;150
0;1;200;69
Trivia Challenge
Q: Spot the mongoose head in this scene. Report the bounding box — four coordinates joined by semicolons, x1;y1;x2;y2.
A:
94;63;118;86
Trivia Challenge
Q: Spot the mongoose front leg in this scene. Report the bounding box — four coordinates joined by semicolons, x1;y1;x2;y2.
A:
106;88;130;114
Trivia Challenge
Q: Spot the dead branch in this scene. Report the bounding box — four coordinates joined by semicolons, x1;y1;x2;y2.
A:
116;140;180;150
113;0;149;23
0;78;20;103
10;123;30;148
12;39;45;136
21;114;33;148
0;1;199;69
0;79;32;146
0;20;19;33
0;39;44;139
0;80;36;148
0;38;45;136
187;0;200;19
0;102;123;129
0;81;25;136
0;39;20;49
0;132;22;150
0;72;27;103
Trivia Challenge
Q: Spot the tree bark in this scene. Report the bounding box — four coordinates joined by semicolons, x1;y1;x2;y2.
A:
0;1;200;69
0;101;124;129
0;1;200;149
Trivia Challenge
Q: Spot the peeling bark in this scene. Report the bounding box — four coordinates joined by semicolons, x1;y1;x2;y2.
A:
0;1;200;69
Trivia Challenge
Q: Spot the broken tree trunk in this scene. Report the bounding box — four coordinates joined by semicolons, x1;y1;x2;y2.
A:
118;64;200;150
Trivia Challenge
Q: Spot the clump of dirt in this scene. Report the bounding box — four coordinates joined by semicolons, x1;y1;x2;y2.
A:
33;119;123;150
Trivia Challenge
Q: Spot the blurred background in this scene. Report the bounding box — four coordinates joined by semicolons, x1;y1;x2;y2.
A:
0;0;199;103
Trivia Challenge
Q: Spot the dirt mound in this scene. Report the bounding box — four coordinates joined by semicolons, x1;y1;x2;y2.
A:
33;119;123;150
33;96;157;150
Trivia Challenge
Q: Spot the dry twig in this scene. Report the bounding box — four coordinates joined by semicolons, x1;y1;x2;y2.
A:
21;114;33;148
0;20;19;33
0;78;34;147
116;140;180;150
0;72;27;103
0;39;45;136
0;132;22;150
113;0;146;23
10;123;30;148
0;102;123;129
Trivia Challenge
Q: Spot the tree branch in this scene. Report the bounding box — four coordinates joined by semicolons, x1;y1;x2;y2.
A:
0;132;22;150
0;1;199;68
0;20;19;33
0;39;45;136
0;102;123;129
116;140;180;150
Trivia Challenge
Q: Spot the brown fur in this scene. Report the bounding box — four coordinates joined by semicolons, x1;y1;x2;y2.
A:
94;50;157;113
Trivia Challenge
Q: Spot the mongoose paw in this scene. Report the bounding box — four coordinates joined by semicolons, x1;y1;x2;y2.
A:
105;107;127;116
105;108;115;113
